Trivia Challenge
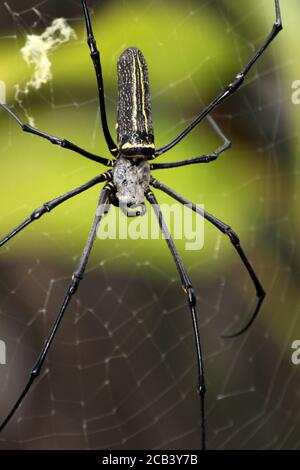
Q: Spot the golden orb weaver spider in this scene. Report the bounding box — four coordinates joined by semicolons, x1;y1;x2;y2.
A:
0;0;282;450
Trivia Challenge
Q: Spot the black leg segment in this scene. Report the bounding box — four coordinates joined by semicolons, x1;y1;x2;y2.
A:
0;171;112;248
150;116;231;169
150;178;265;338
81;0;118;157
0;104;113;166
155;1;282;156
145;188;206;450
0;185;112;432
151;117;231;169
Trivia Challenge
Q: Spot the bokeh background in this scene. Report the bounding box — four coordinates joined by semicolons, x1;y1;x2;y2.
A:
0;0;299;450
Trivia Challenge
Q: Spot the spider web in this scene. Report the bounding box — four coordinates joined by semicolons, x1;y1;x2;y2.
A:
0;0;299;450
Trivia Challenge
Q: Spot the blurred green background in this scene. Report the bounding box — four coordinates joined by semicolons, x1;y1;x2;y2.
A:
0;0;299;450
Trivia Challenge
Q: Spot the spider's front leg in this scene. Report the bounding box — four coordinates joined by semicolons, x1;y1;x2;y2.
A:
0;171;112;248
0;183;112;433
151;177;265;338
150;117;231;169
145;188;206;451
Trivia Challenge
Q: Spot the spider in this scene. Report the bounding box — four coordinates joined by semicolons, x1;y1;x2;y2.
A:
0;0;282;451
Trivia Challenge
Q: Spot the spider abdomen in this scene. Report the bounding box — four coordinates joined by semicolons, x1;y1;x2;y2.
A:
117;47;155;157
112;156;150;206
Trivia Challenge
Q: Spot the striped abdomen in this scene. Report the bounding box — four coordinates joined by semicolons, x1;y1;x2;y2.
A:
116;47;154;157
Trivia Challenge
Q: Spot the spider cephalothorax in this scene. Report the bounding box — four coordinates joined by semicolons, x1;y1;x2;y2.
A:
0;0;282;451
112;156;150;211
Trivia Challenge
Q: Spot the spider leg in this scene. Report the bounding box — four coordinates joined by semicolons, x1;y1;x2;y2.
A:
0;184;112;433
0;104;113;166
145;188;206;451
150;178;265;338
155;0;282;156
150;117;231;169
81;0;118;157
0;171;112;247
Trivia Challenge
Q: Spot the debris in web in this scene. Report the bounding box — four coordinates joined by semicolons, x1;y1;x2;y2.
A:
14;18;76;126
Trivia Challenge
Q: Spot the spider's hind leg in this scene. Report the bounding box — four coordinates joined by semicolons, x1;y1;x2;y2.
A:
0;103;113;166
150;116;231;169
154;0;282;157
81;0;118;157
